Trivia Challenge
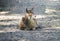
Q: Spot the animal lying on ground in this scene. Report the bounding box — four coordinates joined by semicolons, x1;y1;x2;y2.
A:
18;8;38;30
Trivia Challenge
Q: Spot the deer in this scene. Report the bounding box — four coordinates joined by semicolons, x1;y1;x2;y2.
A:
18;8;37;31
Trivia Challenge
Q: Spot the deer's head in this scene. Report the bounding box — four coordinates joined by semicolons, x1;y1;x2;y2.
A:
26;8;33;14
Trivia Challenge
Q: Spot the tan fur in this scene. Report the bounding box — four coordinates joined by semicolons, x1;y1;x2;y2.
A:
18;17;27;30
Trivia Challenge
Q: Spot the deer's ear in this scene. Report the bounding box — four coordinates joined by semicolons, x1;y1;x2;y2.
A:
31;8;33;11
26;8;28;13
